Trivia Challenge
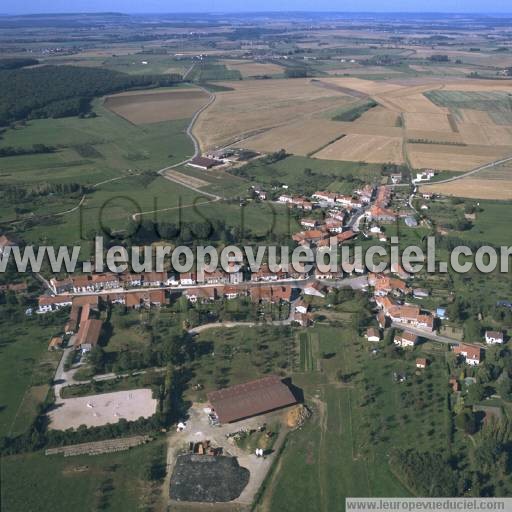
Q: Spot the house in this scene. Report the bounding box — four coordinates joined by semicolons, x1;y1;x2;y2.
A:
312;191;337;204
180;272;197;286
184;287;217;304
224;286;244;300
126;290;167;308
453;344;482;366
485;330;504;344
391;263;411;280
416;358;428;369
366;328;381;342
300;218;318;229
74;318;103;353
291;311;312;326
120;273;143;287
394;331;419;348
413;288;429;299
374;277;408;297
304;281;326;298
278;194;293;203
106;292;126;305
142;272;167;287
368;206;396;223
295;300;309;315
436;307;447;320
38;295;73;313
0;234;18;254
48;336;63;351
390;173;402;184
415;170;435;182
91;273;120;290
405;216;418;228
187;155;221;170
49;277;73;294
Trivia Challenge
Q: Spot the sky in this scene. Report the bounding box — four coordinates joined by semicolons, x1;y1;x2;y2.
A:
2;0;512;15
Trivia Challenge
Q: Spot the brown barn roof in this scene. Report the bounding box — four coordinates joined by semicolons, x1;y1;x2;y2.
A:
207;375;297;424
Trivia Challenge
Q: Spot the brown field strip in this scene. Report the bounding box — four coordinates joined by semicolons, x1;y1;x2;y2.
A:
166;170;209;188
104;88;210;124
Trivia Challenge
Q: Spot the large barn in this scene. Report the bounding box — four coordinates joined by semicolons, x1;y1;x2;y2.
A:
207;375;298;424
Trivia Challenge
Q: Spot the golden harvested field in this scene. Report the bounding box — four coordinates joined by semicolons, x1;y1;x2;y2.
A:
408;143;512;171
421;161;512;199
457;123;512;146
104;88;209;124
193;78;354;149
223;60;284;77
236;119;344;156
356;106;400;127
404;112;453;132
314;133;404;164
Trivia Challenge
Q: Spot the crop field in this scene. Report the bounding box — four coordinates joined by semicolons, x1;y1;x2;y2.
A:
223;59;284;77
408;143;512;171
404;112;453;132
237;119;345;156
166;169;209;188
422;160;512;200
425;90;512;113
315;133;404;164
298;332;318;372
104;87;210;124
193;78;354;149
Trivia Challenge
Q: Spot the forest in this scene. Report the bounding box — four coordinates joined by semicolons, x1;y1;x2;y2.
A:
0;65;183;125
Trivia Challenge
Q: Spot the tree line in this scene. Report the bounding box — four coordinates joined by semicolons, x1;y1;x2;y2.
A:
0;65;182;125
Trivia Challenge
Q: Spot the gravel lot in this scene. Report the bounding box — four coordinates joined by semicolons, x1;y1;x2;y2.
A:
48;389;157;430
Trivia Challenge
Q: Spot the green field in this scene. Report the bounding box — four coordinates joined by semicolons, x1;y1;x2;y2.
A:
188;62;242;82
0;96;195;228
0;439;167;512
425;198;512;246
231;155;383;196
298;331;317;372
0;317;63;438
425;90;512;116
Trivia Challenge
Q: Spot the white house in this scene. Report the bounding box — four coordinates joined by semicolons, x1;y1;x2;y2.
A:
394;331;418;348
485;330;504;344
366;328;381;342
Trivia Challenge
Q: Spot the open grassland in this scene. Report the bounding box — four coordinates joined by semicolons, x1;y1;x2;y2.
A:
101;53;191;75
104;87;209;125
193;78;354;150
424;198;512;246
1;439;167;512
0;319;62;438
231;155;383;192
315;133;404;164
422;160;512;200
222;59;284;77
0;97;195;227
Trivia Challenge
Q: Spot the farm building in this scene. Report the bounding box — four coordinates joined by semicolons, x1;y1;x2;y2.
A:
207;375;298;424
187;156;221;170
